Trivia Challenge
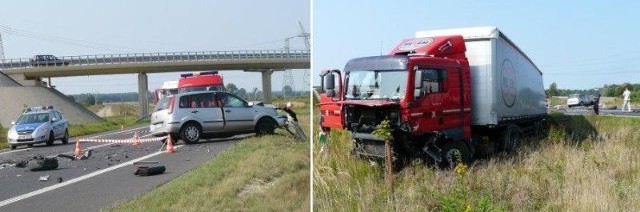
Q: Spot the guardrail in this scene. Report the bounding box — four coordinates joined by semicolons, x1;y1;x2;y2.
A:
0;50;310;70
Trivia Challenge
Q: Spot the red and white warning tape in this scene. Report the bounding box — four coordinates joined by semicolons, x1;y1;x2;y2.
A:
78;136;167;144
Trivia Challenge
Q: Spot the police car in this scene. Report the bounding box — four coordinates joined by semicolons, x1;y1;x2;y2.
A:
6;106;69;149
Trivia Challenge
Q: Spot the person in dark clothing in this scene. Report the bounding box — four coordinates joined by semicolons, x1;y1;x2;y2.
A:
593;88;601;115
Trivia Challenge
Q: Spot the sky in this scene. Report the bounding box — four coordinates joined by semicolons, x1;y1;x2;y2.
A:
313;0;640;90
0;0;309;95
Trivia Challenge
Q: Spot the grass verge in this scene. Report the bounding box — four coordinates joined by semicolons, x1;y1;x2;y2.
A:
314;112;640;211
109;109;310;211
68;116;142;137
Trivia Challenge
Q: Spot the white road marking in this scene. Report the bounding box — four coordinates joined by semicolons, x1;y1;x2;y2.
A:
0;145;183;208
0;148;32;156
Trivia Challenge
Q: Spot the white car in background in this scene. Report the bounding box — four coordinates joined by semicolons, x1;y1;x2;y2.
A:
567;93;591;107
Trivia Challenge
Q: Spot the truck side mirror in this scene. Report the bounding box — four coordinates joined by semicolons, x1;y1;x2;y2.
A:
325;74;335;90
414;69;423;98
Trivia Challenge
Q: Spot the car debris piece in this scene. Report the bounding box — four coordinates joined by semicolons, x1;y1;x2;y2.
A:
28;157;58;171
39;175;50;181
57;177;63;183
57;149;93;160
132;161;159;165
134;166;166;176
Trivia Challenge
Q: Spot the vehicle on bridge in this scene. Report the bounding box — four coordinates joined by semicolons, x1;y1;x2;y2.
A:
150;91;285;144
6;106;69;149
30;55;70;66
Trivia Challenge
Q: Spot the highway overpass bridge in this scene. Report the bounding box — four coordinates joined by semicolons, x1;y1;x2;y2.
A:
0;50;309;118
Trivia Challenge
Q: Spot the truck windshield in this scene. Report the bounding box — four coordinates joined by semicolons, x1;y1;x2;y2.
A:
345;70;407;100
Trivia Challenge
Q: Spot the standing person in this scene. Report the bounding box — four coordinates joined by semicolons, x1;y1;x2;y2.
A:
593;88;601;115
622;87;632;112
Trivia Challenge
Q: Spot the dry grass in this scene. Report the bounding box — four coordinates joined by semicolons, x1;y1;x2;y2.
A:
110;107;310;211
314;113;640;211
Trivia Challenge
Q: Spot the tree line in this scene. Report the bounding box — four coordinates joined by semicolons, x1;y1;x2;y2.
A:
69;83;309;105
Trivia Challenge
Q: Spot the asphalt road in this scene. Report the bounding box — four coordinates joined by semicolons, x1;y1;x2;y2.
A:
0;126;241;211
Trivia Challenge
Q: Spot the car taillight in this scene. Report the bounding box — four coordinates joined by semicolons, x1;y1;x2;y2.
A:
168;96;176;114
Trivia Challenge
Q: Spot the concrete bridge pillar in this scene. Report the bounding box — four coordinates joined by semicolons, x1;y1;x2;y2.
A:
138;72;149;118
261;70;273;104
244;69;274;104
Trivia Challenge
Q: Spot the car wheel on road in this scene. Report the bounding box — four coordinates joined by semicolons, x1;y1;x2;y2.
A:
61;129;69;144
46;131;55;146
255;118;276;135
180;123;201;144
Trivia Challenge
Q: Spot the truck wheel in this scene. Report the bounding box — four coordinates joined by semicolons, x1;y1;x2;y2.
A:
46;131;55;146
498;125;522;152
439;140;471;169
180;123;201;144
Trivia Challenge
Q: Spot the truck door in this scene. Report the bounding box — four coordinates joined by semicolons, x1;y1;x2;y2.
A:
319;70;344;130
410;66;448;132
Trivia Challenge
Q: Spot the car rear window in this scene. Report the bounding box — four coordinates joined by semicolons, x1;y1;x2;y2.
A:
155;97;171;111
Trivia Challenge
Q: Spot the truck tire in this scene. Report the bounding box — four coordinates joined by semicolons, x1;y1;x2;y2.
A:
498;125;522;152
180;123;201;144
439;140;471;169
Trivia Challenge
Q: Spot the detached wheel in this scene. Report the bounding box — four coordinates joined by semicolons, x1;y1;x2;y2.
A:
61;129;69;144
439;140;471;169
255;118;276;135
180;123;201;144
46;131;55;146
498;125;522;152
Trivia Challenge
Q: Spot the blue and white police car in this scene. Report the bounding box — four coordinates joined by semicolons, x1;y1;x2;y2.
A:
6;106;69;149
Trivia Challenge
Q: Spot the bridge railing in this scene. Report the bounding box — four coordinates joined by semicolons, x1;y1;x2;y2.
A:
0;50;309;70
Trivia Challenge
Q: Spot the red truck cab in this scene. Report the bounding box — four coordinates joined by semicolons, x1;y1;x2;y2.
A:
178;71;225;93
320;28;547;167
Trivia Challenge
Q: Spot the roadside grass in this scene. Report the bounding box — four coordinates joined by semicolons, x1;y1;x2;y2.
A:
0;124;6;149
314;112;640;211
68;116;142;138
109;108;310;211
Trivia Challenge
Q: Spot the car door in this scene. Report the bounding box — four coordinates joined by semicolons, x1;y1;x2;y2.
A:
180;93;224;133
216;92;255;132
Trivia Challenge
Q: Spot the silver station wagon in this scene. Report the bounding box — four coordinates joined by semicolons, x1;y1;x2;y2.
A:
150;91;285;144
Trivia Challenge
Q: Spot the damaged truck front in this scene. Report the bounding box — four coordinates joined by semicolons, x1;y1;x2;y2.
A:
319;27;547;167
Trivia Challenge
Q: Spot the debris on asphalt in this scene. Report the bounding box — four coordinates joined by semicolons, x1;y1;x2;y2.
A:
39;175;50;181
57;177;63;183
134;166;166;176
57;149;93;160
132;161;159;165
28;156;59;171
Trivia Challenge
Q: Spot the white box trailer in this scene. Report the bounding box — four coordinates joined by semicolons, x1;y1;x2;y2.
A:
416;27;546;127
